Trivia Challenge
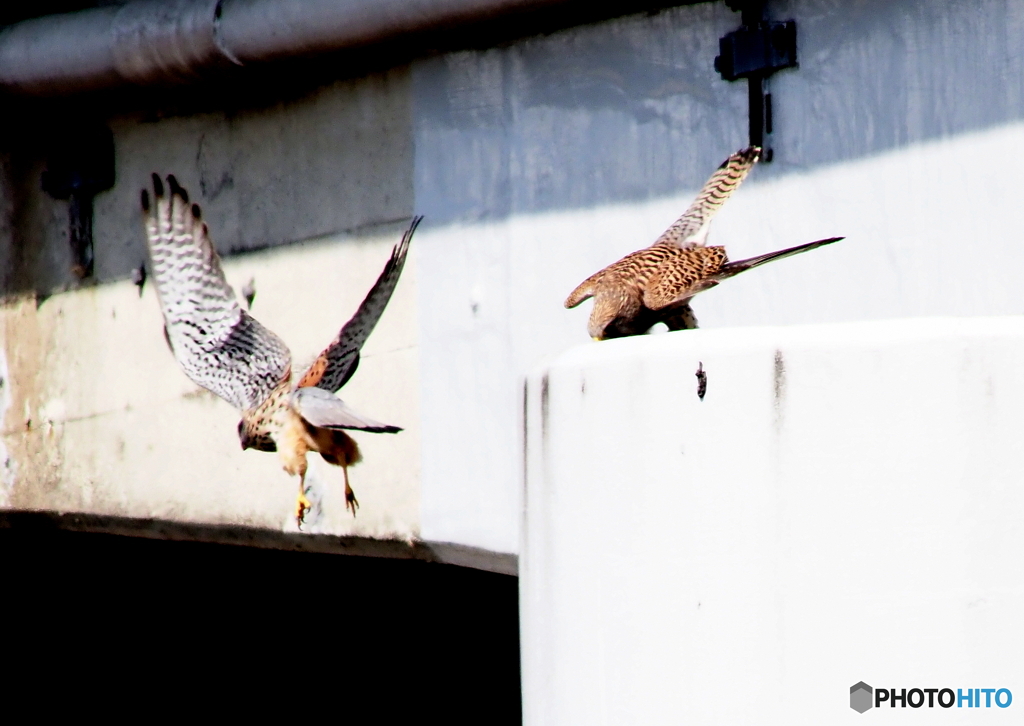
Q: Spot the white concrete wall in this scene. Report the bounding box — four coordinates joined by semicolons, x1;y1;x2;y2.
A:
522;317;1024;724
412;0;1024;560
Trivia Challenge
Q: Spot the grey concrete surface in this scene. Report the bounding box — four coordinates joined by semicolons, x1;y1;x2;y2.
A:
413;1;747;224
414;0;1024;225
1;65;413;298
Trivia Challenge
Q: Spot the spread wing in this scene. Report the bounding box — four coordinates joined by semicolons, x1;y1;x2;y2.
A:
142;174;292;410
653;146;760;249
297;216;421;393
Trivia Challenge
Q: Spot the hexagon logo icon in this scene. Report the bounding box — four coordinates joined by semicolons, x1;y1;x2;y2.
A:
850;682;873;713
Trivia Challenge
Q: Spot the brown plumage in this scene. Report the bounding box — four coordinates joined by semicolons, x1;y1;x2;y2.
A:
142;173;421;525
565;147;844;339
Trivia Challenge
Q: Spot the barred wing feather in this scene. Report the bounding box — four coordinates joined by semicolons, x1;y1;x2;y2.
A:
142;174;291;411
654;146;760;248
298;216;421;393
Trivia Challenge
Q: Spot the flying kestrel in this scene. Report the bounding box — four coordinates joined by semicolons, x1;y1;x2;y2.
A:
142;174;420;525
565;147;843;339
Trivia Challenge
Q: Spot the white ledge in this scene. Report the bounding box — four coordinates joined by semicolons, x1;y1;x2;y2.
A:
522;316;1024;724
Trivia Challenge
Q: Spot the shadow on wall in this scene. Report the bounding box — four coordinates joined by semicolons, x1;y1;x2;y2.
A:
4;0;1023;298
413;0;1024;224
0;66;414;301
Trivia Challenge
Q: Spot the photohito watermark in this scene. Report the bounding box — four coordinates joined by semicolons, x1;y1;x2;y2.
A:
850;682;1012;713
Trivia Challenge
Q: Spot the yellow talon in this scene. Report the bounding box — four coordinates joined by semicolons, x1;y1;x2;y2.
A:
296;489;312;525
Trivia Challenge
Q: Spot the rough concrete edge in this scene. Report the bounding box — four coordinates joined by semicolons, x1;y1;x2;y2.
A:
0;510;518;576
420;541;519;577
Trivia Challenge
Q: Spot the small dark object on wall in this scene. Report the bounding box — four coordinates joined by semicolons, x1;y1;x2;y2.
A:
696;361;707;401
130;264;146;297
41;124;115;278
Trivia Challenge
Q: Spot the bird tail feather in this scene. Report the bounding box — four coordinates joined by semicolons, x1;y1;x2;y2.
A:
291;387;402;434
717;236;844;279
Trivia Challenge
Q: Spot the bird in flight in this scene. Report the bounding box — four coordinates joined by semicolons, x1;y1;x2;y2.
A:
142;174;420;526
565;147;843;340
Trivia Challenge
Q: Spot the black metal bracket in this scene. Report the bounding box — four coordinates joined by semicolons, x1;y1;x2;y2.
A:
714;0;797;162
41;125;115;279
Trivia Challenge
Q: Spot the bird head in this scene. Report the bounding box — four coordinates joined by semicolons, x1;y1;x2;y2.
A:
587;293;623;341
237;419;276;452
237;419;253;450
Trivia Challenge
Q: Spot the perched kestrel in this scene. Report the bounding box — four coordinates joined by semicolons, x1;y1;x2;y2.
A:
565;147;844;339
141;174;420;525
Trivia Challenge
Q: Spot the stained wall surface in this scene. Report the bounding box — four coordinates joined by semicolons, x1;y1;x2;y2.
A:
522;318;1024;723
0;69;421;543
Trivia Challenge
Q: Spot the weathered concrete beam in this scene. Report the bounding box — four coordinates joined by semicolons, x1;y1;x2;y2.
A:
0;510;517;573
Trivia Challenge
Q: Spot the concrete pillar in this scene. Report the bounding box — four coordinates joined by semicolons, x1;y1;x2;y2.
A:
522;317;1024;723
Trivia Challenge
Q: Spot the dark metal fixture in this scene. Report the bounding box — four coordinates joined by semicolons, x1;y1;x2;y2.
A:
714;0;797;162
41;125;115;279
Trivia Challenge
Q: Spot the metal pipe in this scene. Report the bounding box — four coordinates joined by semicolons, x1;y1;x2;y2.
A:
0;0;563;95
220;0;552;62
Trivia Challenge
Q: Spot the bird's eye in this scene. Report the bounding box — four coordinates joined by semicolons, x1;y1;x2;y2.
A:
237;421;245;435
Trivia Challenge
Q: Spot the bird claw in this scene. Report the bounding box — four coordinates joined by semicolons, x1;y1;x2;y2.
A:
296;490;312;527
345;486;359;517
